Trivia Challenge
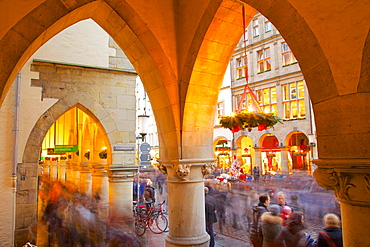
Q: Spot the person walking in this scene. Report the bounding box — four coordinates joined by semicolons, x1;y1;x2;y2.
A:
253;166;260;181
143;179;155;207
260;204;283;247
250;193;270;247
289;193;305;214
316;213;343;247
204;187;217;247
275;212;316;247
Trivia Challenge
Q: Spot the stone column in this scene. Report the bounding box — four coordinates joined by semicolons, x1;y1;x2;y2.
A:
92;163;109;219
280;147;289;175
43;160;51;177
70;162;80;190
313;159;370;246
65;162;72;182
79;162;92;196
58;160;67;182
50;160;58;180
158;158;215;247
107;166;137;219
254;148;262;171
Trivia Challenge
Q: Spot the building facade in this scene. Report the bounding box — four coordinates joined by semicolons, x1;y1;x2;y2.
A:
0;1;369;246
213;13;317;176
0;20;138;245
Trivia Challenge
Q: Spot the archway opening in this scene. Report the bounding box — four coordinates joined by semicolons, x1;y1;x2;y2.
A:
287;132;311;172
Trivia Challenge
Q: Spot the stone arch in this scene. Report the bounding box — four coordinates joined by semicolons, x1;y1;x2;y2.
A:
358;29;370;92
23;92;116;164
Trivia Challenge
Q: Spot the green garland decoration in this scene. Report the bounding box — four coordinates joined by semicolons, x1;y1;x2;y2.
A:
219;110;283;132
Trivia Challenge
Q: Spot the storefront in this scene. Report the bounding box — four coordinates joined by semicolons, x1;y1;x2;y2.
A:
287;132;311;171
214;139;232;171
261;134;281;173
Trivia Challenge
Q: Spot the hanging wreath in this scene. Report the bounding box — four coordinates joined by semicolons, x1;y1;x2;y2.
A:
99;150;107;159
219;110;282;133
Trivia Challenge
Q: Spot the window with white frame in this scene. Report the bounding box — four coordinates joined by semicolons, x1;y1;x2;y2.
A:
236;56;247;79
257;87;277;114
265;18;272;32
282;81;306;119
282;42;297;66
216;101;224;118
253;19;259;37
257;48;271;73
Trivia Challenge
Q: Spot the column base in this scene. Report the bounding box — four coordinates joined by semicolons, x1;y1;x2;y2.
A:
166;233;210;247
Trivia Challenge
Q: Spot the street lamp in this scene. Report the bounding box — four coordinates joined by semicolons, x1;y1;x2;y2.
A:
136;114;150;203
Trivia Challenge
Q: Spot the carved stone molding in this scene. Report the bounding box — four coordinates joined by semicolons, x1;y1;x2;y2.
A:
313;159;370;207
157;164;167;175
108;166;137;183
201;163;216;177
174;164;191;181
158;158;216;182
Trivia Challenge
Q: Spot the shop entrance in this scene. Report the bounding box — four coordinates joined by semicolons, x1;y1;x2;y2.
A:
261;135;281;173
288;132;311;171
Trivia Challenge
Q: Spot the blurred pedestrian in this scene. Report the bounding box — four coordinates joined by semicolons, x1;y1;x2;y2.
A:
261;204;283;247
250;193;270;247
156;172;166;195
289;193;305;214
316;213;343;247
204;187;217;247
281;205;292;226
275;212;316;247
214;189;227;233
253;166;260;181
143;179;155;207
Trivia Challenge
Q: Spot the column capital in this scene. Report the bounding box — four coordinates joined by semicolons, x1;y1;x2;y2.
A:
157;158;216;182
79;162;92;173
92;163;108;177
107;165;137;183
313;158;370;207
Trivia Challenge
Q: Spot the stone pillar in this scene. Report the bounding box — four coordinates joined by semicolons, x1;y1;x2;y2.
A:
92;163;109;219
65;162;72;182
58;160;67;182
43;160;51;177
50;160;58;180
158;158;215;247
107;166;137;219
313;159;370;247
70;162;80;190
79;162;92;196
254;148;262;171
280;147;289;175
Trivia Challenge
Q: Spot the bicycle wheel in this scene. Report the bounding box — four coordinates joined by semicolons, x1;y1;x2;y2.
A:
149;213;168;234
135;219;146;236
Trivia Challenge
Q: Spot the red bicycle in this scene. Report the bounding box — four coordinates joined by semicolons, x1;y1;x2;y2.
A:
133;200;168;236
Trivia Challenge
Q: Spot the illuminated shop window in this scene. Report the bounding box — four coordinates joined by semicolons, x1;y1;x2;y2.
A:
282;81;306;120
257;87;277;114
282;42;298;66
257;48;271;73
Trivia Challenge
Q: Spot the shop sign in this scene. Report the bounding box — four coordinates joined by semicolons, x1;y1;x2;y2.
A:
54;145;78;153
47;148;62;155
113;146;135;151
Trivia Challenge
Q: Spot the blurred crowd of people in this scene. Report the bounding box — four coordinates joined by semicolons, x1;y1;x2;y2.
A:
203;171;342;247
30;177;139;247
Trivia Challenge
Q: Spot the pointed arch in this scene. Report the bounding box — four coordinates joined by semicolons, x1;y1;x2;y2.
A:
23;92;116;163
